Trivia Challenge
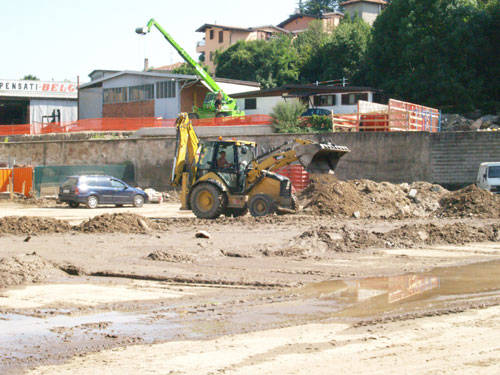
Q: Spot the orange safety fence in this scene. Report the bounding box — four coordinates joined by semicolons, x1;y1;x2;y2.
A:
276;165;310;192
0;167;33;197
0;115;274;136
0;169;11;192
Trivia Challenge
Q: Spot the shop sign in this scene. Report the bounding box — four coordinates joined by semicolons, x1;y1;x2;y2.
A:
0;79;77;99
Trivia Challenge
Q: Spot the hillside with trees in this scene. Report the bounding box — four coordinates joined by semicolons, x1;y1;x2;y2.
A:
214;0;499;113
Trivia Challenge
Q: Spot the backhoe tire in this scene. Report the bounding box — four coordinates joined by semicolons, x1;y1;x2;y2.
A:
224;206;248;218
190;183;226;219
215;112;229;118
188;113;199;119
249;194;275;217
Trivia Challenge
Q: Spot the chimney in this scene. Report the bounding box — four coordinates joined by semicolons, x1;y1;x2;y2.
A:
144;58;149;71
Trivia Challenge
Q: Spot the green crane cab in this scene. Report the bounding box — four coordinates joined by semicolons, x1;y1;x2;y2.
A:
135;18;245;119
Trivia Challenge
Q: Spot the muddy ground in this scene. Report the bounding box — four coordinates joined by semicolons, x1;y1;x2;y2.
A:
1;180;499;374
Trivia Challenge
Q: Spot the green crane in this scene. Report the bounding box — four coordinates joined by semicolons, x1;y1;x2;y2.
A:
135;18;245;119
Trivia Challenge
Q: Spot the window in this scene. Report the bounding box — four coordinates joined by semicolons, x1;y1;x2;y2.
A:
103;87;127;104
209;52;214;61
219;30;224;43
488;166;500;178
244;98;257;110
341;93;368;105
156;81;176;99
313;95;336;107
111;179;126;189
129;84;154;102
209;29;214;40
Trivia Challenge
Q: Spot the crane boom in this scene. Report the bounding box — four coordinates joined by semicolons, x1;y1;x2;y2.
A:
136;18;223;96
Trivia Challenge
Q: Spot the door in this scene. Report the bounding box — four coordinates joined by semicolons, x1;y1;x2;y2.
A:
94;177;114;204
111;179;133;204
214;143;239;192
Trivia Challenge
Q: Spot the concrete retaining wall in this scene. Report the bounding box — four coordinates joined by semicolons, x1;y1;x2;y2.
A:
0;131;499;190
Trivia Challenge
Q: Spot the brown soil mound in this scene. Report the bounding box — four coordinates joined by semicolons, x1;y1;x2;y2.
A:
381;222;499;248
75;213;165;234
0;216;71;235
268;222;499;256
301;175;446;219
147;250;193;263
437;185;500;218
0;253;65;288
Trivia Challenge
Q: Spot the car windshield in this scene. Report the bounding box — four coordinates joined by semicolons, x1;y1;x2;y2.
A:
488;166;500;178
61;177;78;188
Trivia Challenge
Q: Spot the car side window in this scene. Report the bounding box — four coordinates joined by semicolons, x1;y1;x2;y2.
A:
96;178;111;187
111;179;126;188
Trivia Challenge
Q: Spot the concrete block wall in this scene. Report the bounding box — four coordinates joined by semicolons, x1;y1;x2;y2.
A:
0;131;499;191
430;132;500;189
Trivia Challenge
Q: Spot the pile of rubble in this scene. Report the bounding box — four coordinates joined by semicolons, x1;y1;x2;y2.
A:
301;175;446;219
441;113;499;132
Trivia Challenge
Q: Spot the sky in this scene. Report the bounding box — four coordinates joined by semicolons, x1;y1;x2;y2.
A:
0;0;297;84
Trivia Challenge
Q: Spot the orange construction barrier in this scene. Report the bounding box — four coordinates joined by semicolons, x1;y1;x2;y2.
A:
0;115;274;136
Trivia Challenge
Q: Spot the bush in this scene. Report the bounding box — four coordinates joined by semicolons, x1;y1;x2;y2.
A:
270;101;307;133
307;115;333;131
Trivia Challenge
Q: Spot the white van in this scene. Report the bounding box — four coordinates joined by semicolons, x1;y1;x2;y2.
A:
476;162;500;194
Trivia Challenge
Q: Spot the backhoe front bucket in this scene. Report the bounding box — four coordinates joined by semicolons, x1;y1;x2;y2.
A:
295;143;350;174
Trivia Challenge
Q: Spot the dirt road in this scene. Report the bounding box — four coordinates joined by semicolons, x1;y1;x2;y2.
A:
1;181;499;374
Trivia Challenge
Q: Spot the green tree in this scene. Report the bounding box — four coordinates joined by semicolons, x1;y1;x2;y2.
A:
300;16;371;84
365;0;497;112
302;0;340;17
215;36;300;88
22;74;39;80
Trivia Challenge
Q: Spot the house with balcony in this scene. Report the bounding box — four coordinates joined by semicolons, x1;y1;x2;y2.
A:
195;24;289;73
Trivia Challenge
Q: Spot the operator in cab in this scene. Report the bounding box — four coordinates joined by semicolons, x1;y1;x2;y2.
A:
215;91;223;111
217;151;231;168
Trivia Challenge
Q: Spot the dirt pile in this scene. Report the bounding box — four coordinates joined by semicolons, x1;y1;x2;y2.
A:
267;222;499;257
301;175;446;219
75;213;165;234
0;253;65;288
147;250;193;263
437;185;500;218
0;216;71;235
382;222;499;248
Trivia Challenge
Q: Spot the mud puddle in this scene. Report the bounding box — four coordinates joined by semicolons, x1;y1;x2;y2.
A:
2;260;500;373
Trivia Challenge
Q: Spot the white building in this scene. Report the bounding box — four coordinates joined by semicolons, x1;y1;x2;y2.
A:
0;78;77;125
231;84;385;115
79;70;259;120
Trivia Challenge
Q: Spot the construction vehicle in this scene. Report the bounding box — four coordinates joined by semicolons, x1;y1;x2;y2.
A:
135;18;244;119
171;113;350;218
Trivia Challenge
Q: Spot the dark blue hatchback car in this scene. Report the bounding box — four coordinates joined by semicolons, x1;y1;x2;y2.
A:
58;175;148;208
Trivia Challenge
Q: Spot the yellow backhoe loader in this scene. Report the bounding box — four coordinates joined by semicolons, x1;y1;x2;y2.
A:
171;113;350;218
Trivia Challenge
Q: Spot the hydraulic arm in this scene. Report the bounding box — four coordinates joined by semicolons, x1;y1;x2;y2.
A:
136;18;243;118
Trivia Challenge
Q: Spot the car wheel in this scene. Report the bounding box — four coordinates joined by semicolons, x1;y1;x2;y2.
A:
249;194;275;217
86;195;98;209
69;201;80;208
133;195;144;208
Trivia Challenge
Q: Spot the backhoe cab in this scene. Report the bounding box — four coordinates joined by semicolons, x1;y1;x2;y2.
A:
135;18;244;119
171;113;350;219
